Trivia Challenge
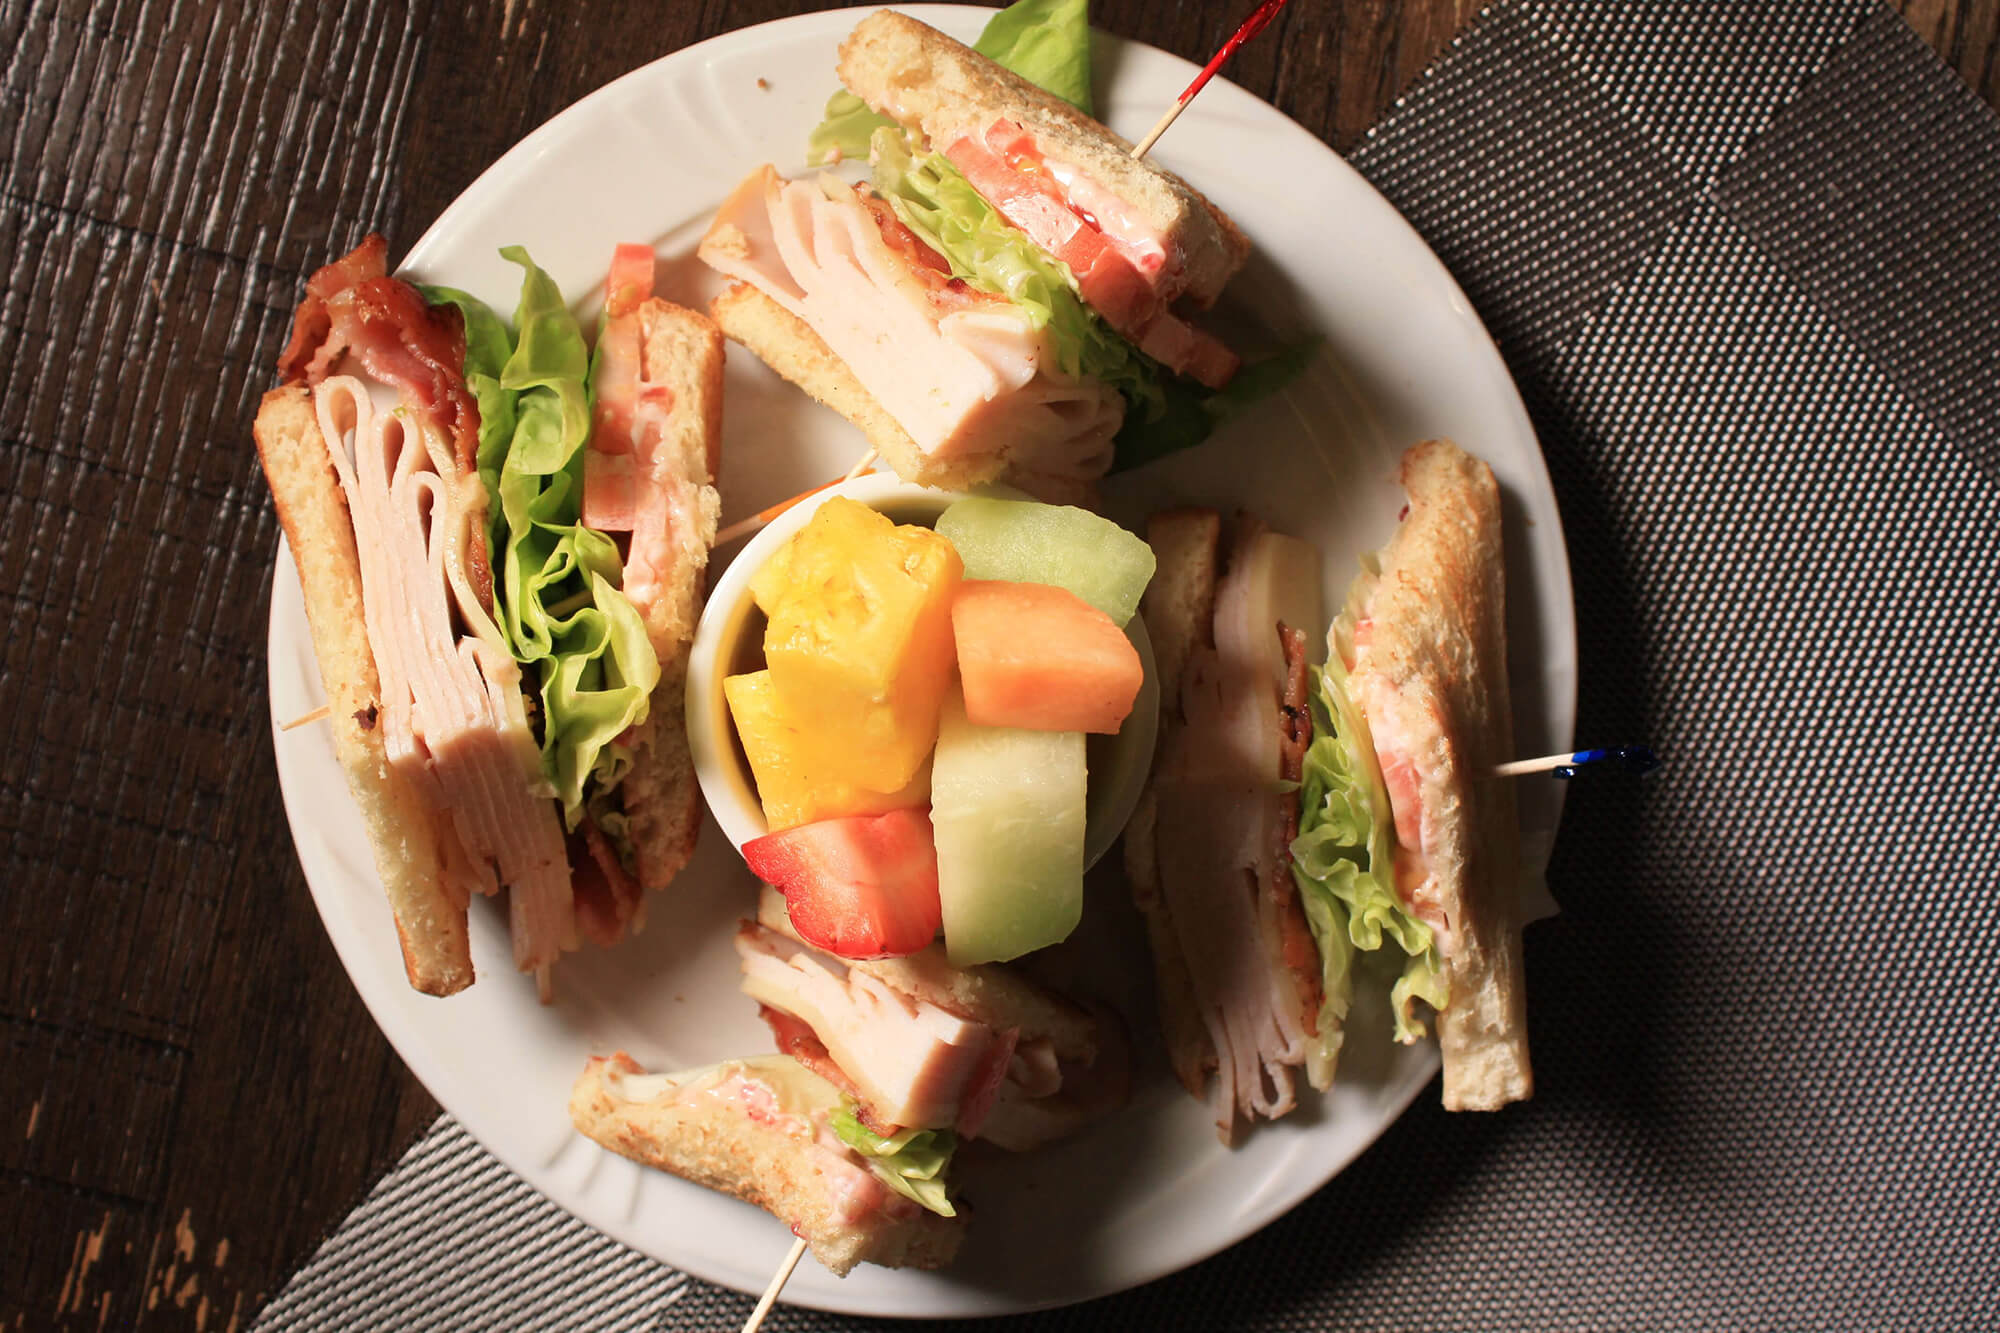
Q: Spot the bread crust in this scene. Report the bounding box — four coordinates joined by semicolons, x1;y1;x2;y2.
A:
838;10;1251;306
1123;508;1223;1097
620;298;723;893
709;283;1005;492
1354;439;1530;1110
570;1053;965;1276
254;385;473;996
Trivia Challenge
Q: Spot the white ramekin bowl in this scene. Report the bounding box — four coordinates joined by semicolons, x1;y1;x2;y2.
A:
686;472;1158;870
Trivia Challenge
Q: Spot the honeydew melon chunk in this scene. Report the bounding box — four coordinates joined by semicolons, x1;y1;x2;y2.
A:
930;690;1086;965
935;497;1156;626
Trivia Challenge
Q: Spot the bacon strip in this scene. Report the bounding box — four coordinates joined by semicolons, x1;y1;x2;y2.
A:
281;235;493;611
570;820;645;950
279;234;482;475
759;1004;871;1108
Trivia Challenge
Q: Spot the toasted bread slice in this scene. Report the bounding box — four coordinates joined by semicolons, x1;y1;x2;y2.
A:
571;1053;965;1276
1136;508;1223;710
255;385;472;996
1352;440;1529;1110
709;282;1004;493
619;298;724;893
1123;507;1223;1097
625;298;724;656
622;653;701;895
838;10;1251;307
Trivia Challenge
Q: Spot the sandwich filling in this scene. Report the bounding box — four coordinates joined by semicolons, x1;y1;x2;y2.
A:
595;1053;955;1221
941;119;1239;389
737;923;1016;1138
580;246;719;665
699;165;1122;493
1291;552;1449;1045
1152;524;1330;1137
427;253;667;946
310;374;574;965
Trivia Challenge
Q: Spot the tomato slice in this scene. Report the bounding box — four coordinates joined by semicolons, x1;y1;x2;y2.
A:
944;136;1119;281
941;135;1236;384
604;243;656;319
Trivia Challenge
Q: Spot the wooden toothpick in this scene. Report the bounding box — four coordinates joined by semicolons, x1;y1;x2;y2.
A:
279;703;332;732
742;1236;810;1333
715;474;852;546
1130;0;1294;160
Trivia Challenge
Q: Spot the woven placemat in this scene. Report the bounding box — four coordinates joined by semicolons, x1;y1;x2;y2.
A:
251;2;2000;1328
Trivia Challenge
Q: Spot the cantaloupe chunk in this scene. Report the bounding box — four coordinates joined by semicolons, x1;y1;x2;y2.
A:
950;580;1143;735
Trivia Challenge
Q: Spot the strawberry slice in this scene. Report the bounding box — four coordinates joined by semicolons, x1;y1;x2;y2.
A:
741;809;943;959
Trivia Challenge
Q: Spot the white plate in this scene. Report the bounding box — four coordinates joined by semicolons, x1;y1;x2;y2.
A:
266;5;1574;1318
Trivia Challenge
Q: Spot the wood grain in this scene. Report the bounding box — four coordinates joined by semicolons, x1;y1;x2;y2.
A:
3;0;1995;1328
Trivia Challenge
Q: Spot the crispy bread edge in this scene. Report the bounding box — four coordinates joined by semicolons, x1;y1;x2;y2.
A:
709;283;1001;492
254;385;473;996
1123;508;1223;1099
621;298;723;893
1363;439;1530;1110
569;1054;965;1275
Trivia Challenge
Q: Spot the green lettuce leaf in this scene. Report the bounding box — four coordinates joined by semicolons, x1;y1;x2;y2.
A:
1291;646;1449;1044
436;251;659;823
1292;867;1354;1072
973;0;1093;113
868;128;1163;417
1112;338;1321;473
418;283;519;539
806;89;894;167
828;1106;958;1217
806;0;1094;164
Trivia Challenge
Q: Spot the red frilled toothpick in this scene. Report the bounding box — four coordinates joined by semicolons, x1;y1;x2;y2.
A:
1130;0;1296;159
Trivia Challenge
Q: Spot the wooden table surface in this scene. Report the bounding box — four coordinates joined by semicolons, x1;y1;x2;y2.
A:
5;0;1995;1328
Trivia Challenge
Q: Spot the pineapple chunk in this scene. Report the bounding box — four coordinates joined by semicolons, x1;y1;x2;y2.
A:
724;670;931;831
751;498;962;792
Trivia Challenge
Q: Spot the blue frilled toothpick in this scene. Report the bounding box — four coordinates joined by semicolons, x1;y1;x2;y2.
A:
1492;746;1659;779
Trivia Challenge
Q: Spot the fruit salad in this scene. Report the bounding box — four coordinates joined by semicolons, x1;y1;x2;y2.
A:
728;494;1156;966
